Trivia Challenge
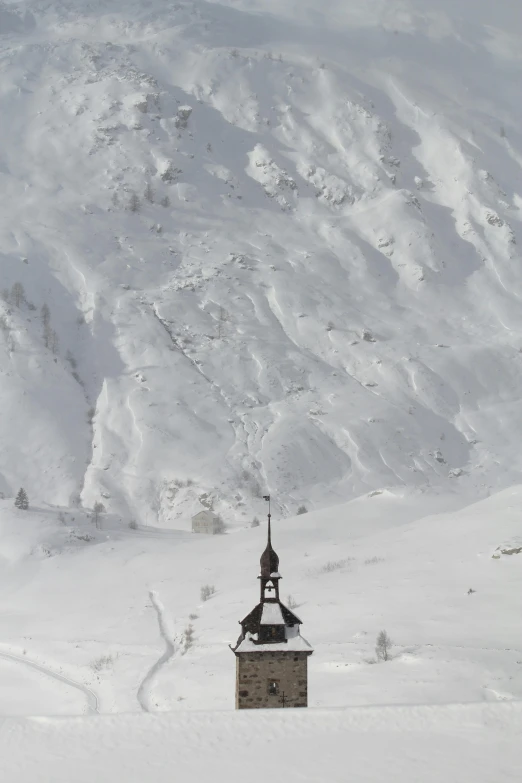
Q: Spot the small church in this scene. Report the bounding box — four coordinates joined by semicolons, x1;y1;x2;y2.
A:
230;504;313;709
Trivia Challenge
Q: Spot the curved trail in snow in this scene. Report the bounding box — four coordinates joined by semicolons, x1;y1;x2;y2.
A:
0;649;99;714
137;590;175;712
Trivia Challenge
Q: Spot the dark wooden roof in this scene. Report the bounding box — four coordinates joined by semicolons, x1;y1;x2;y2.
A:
240;600;302;635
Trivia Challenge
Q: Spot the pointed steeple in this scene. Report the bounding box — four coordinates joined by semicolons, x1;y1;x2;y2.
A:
231;495;313;710
231;495;308;647
260;507;280;579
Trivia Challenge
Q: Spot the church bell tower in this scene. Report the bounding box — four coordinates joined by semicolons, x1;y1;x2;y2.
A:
231;498;313;709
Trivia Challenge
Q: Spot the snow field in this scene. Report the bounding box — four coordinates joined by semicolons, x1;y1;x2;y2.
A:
2;702;522;783
0;485;520;716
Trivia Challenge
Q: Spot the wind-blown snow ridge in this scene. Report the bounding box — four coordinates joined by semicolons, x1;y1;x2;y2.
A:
137;590;176;712
0;0;521;525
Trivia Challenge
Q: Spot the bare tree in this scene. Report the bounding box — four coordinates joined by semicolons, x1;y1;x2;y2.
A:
93;501;105;529
160;195;170;208
144;183;154;203
128;193;140;212
41;303;51;329
41;304;53;349
183;624;195;652
376;630;393;662
11;282;25;308
216;306;229;339
251;516;260;528
200;584;216;601
50;329;59;355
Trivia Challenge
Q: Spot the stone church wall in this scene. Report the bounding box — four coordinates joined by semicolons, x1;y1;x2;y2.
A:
235;651;309;709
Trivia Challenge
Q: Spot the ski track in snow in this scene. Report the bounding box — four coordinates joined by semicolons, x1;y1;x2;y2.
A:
0;649;99;714
137;590;175;712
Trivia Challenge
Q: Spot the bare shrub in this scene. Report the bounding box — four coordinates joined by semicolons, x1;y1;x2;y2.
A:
200;584;216;602
144;183;154;203
128;193;140;212
129;519;138;530
365;556;385;565
297;505;308;515
11;282;26;308
93;501;105;529
90;654;114;672
173;478;194;489
376;630;393;662
189;612;198;620
216;306;229;339
319;558;353;574
183;624;195;651
251;516;260;528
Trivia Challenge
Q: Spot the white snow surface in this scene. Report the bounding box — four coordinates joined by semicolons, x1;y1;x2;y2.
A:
235;632;313;653
260;602;285;624
0;0;521;523
0;486;521;717
3;703;522;783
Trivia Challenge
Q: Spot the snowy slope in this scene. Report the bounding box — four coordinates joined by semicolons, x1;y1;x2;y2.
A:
0;486;521;716
3;702;522;783
1;0;521;523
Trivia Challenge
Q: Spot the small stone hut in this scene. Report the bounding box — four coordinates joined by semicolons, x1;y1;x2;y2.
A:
191;510;221;535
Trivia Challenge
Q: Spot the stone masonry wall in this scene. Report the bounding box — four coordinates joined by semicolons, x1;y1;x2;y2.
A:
235;651;309;709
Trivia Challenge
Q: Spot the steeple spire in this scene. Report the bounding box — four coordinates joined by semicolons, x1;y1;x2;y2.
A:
260;495;280;588
231;494;313;709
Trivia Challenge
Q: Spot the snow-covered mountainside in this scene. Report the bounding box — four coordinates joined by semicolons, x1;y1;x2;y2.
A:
1;0;521;524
